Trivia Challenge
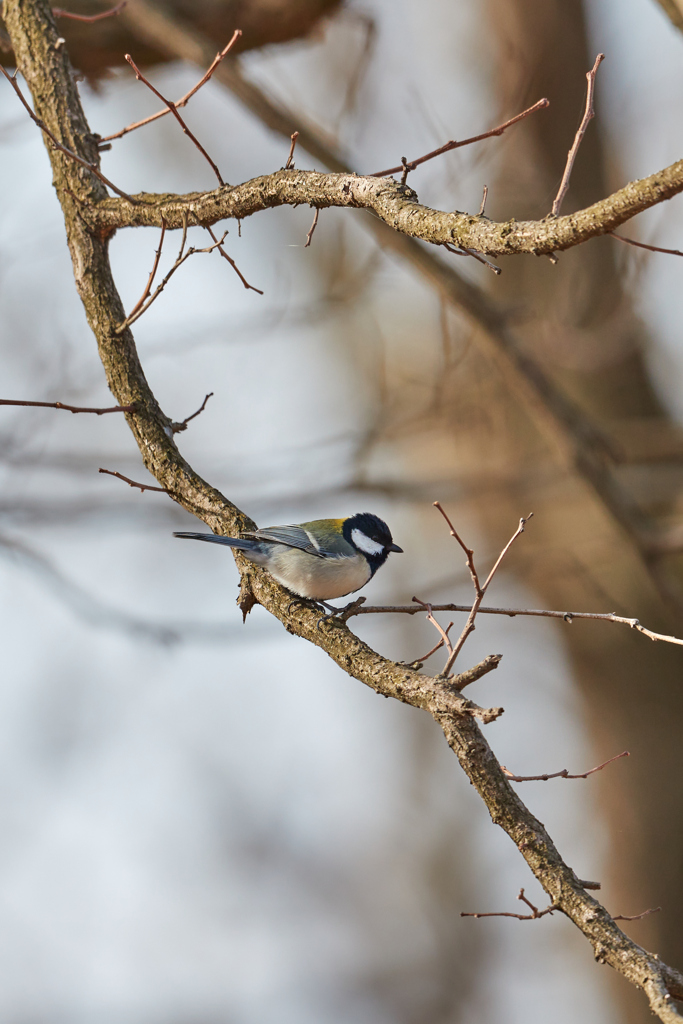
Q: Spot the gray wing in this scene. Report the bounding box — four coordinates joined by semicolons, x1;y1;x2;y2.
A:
250;524;324;557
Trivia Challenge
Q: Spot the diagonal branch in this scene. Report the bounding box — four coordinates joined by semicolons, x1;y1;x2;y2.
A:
371;96;549;178
552;54;605;217
100;29;241;143
124;53;225;185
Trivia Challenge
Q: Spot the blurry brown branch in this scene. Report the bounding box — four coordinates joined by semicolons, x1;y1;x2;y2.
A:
170;392;213;433
53;1;126;21
124;53;224;185
204;225;264;293
651;0;683;34
0;398;135;414
100;29;241;144
611;232;683;258
551;53;605;217
98;468;167;492
501;750;630;783
461;888;558;920
371;97;550;178
350;600;683;648
0;64;139;203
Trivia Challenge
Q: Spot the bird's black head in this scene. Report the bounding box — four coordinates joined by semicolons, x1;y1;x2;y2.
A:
342;513;403;573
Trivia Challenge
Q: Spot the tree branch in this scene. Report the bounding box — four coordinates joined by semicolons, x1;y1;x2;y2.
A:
90;161;683;258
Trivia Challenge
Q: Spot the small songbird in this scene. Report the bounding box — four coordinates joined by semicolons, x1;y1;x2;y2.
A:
174;512;402;601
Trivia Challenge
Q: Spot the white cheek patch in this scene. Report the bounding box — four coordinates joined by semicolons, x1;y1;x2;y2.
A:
351;528;385;557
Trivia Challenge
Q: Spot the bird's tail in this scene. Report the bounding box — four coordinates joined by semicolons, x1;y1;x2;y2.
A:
173;532;258;550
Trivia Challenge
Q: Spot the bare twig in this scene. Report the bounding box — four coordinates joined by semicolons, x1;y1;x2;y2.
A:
204;225;264;293
614;908;662;922
101;30;241;144
411;621;454;663
53;1;126;21
348;601;683;647
124;54;225;185
478;185;488;217
551;54;605;217
610;232;683;258
127;217;166;319
443;241;501;275
285;130;299;169
412;598;455;659
501;750;629;783
0;65;140;203
433;500;481;593
98;468;167;493
371;97;549;178
116;224;231;332
440;510;533;675
462;888;558;920
450;653;502;691
170;392;214;433
0;398;135;414
304;207;320;248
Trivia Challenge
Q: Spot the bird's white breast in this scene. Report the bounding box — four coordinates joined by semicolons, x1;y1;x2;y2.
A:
267;548;372;600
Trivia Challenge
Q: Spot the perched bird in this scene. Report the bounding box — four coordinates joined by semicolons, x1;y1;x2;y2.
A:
174;512;402;601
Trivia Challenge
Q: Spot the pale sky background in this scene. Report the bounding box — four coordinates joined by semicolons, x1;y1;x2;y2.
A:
0;0;681;1021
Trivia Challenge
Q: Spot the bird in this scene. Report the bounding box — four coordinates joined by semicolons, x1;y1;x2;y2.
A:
174;512;402;602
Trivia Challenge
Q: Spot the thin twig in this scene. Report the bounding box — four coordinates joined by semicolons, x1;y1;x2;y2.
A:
443;241;501;276
125;54;225;186
411;621;454;663
347;601;683;647
478;185;488;217
551;53;605;217
98;468;167;493
501;750;629;783
127;217;166;319
116;225;231;332
53;1;126;21
285;131;299;169
100;30;241;144
304;207;320;248
0;398;135;414
371;97;549;178
433;500;481;593
170;392;214;433
610;232;683;258
204;225;264;293
442;512;533;675
614;908;662;922
0;65;140;204
462;888;558;920
412;598;454;659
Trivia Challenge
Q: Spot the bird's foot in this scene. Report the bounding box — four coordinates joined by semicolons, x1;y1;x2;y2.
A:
316;596;366;630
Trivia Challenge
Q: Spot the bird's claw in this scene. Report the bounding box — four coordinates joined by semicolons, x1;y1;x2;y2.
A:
316;596;366;630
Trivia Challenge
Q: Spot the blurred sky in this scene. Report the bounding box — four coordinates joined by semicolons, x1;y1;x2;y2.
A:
1;0;682;1021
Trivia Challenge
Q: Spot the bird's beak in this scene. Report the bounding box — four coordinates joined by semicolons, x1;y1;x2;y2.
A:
388;543;403;553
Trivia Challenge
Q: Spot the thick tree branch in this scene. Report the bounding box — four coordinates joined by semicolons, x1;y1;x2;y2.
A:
90;161;683;258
